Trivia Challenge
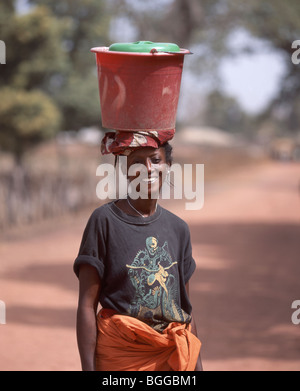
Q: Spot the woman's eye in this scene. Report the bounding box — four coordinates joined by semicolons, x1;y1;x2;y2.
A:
152;158;161;164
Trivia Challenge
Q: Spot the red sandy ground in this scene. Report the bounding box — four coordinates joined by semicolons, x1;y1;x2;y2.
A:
0;160;299;371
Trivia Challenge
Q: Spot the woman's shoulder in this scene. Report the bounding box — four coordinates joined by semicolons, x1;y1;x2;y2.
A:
87;201;114;222
160;205;190;233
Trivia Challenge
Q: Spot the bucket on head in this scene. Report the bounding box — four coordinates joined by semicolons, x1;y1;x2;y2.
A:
91;41;191;132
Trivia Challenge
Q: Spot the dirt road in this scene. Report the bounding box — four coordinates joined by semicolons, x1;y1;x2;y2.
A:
0;160;299;371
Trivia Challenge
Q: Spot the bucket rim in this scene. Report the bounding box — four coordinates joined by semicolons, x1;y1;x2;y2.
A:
90;46;191;56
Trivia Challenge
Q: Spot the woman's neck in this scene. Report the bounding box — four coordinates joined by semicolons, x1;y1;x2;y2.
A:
127;197;157;217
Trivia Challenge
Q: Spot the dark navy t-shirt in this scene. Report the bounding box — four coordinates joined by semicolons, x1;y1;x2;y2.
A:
74;201;196;332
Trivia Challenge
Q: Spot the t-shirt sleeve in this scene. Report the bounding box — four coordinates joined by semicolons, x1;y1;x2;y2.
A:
73;210;106;280
183;226;196;284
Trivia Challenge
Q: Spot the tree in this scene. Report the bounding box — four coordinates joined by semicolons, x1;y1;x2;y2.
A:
29;0;112;130
0;4;66;164
203;90;253;133
225;0;300;133
0;6;68;91
0;88;61;164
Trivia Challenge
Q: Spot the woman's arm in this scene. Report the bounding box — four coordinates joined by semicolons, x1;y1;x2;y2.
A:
76;265;101;371
186;282;203;371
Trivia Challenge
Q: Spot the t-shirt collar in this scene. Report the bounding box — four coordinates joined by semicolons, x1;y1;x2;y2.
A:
109;200;162;225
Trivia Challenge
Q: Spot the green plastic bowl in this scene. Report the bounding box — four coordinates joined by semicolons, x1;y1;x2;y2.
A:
108;41;181;53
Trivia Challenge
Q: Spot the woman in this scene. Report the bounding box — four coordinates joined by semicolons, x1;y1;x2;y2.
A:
74;130;202;371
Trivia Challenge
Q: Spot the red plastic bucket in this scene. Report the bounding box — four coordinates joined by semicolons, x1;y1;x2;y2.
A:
91;47;190;131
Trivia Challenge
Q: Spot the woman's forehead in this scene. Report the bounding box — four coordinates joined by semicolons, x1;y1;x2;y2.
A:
128;147;165;159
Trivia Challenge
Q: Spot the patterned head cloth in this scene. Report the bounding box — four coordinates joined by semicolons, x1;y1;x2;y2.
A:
101;129;175;156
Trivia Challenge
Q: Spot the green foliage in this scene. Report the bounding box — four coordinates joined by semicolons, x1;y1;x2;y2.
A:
0;1;15;22
203;90;253;133
28;0;112;129
0;4;68;162
227;0;300;132
0;0;112;162
29;0;111;67
0;6;69;90
0;88;61;163
230;0;300;46
54;71;101;130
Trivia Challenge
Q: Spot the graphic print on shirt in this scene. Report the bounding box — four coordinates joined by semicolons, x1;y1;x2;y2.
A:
126;236;191;330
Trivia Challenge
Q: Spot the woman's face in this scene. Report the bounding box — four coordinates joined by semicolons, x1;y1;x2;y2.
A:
126;147;169;199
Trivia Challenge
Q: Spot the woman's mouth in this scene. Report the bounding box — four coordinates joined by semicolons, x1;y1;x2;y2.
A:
142;177;159;184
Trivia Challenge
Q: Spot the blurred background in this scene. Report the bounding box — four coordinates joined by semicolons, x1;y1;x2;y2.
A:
0;0;299;371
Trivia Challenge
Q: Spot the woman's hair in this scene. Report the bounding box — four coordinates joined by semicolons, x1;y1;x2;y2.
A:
161;141;173;165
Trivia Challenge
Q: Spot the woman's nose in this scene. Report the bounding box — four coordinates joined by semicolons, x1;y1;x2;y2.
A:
146;158;152;173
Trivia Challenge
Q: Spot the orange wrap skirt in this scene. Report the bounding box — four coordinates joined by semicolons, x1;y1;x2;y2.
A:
95;309;201;371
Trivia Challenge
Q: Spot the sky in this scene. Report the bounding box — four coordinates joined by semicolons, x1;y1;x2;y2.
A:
220;53;286;114
219;29;287;115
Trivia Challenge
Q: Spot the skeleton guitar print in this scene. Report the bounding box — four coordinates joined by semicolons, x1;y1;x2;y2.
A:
126;237;191;330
